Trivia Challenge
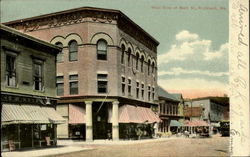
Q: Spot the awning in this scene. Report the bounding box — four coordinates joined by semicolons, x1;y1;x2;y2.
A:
170;120;183;127
119;105;161;124
68;104;85;124
184;120;209;126
1;104;66;125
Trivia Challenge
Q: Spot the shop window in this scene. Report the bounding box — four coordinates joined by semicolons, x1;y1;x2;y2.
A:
56;76;64;96
136;81;139;99
97;74;108;93
69;40;78;61
97;40;107;60
33;60;43;91
55;42;63;62
6;54;16;87
121;44;125;64
69;74;78;95
128;79;132;96
127;48;131;67
121;76;125;95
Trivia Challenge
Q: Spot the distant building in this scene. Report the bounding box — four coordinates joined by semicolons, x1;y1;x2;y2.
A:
184;97;229;126
4;7;160;140
1;24;65;151
157;86;184;133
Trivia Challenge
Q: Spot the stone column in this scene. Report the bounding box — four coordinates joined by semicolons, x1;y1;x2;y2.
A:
112;101;119;140
85;101;93;141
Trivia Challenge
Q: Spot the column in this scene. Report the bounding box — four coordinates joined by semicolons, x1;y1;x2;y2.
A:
85;101;93;141
112;101;119;140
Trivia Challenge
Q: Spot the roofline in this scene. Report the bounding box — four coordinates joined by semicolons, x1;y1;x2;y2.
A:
3;6;159;45
0;24;62;51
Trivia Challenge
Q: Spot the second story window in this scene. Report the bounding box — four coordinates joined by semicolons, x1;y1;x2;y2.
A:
55;42;63;62
152;62;155;74
152;87;155;100
128;79;131;96
141;56;144;72
121;76;125;95
69;40;78;61
121;45;125;64
33;60;43;91
148;60;151;75
56;76;64;96
6;54;16;87
97;40;107;60
148;86;151;101
136;53;139;70
127;48;131;67
97;74;108;93
136;81;139;99
69;74;78;95
141;83;144;99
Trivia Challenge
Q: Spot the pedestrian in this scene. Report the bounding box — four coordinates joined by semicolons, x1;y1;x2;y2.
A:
153;122;158;138
107;129;112;140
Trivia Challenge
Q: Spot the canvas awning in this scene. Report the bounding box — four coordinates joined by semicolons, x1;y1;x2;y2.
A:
184;120;209;126
119;105;161;124
1;103;66;125
170;120;183;127
68;104;85;124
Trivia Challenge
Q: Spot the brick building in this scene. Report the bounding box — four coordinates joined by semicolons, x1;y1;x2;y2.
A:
4;7;160;140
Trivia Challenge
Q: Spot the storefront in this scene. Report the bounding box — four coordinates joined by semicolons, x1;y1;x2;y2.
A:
1;103;65;151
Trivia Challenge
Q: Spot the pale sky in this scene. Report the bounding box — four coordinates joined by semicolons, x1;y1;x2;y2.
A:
1;0;229;98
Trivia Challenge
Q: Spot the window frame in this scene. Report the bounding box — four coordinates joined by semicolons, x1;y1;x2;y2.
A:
97;74;108;94
56;76;64;96
33;59;44;91
55;42;64;63
69;74;78;95
68;40;78;61
5;53;17;87
97;39;108;60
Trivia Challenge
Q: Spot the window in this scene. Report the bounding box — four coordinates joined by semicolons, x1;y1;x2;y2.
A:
148;60;151;75
121;44;125;64
127;48;131;67
152;62;155;74
97;40;107;60
69;75;78;95
122;76;125;95
136;53;139;70
55;42;63;62
128;79;131;96
33;60;43;91
141;83;144;99
136;81;139;99
69;40;78;61
97;74;108;93
148;86;151;101
6;54;16;87
56;76;64;96
152;87;155;100
141;56;144;72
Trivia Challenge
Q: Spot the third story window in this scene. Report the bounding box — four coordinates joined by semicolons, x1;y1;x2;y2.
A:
69;40;78;61
69;75;78;95
55;42;63;62
6;54;16;87
56;76;64;96
97;40;107;60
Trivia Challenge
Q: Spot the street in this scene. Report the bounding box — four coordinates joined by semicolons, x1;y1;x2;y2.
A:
55;136;229;157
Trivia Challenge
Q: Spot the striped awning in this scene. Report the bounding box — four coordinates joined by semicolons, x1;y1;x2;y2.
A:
68;104;85;124
119;105;161;123
1;104;65;125
184;120;209;126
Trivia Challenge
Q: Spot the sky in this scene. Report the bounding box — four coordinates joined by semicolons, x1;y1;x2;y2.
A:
1;0;229;98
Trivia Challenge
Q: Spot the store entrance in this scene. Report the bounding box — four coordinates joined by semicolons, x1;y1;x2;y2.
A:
92;102;112;139
20;124;32;148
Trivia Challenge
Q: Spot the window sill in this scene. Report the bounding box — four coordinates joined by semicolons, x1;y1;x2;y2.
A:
5;85;18;89
69;60;78;62
33;89;45;93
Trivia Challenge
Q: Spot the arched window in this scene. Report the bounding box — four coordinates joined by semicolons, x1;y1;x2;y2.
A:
127;48;131;67
55;42;63;62
152;62;155;74
121;44;125;64
148;59;151;75
97;40;107;60
141;55;144;72
68;40;78;61
136;53;139;70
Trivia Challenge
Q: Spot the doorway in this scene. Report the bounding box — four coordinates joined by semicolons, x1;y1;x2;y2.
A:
20;124;32;148
92;102;112;139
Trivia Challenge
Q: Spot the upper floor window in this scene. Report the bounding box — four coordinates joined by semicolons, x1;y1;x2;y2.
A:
128;79;132;96
141;83;144;99
97;40;107;60
121;76;125;95
6;54;16;87
55;42;63;62
69;74;78;95
136;53;139;70
121;44;125;64
97;74;108;93
56;76;64;96
148;86;151;101
148;60;151;75
152;62;155;74
141;56;144;72
69;40;78;61
152;87;155;100
127;48;131;67
33;60;43;91
136;81;140;99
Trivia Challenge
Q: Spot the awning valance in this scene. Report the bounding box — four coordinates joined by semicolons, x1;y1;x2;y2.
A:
68;104;85;124
184;120;209;126
1;104;66;125
119;105;161;124
170;120;183;127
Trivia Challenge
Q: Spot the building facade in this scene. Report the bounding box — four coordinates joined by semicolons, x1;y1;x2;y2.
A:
1;24;65;151
5;7;160;140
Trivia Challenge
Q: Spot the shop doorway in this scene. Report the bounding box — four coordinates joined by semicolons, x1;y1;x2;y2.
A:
69;124;86;140
92;102;112;139
20;124;32;148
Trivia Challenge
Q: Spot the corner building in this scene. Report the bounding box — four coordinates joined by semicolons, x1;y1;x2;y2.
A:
5;7;160;141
